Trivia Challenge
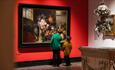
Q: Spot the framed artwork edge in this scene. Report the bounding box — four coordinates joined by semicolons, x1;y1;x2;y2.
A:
18;4;71;48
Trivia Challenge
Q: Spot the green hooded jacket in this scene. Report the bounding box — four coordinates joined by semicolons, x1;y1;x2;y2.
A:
51;33;62;50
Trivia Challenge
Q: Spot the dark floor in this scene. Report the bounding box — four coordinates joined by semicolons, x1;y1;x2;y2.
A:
16;62;82;70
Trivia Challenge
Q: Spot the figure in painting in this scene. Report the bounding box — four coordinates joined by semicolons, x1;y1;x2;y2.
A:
37;14;49;42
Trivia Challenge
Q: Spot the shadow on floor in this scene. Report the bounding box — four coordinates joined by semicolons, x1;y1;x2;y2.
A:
15;62;82;70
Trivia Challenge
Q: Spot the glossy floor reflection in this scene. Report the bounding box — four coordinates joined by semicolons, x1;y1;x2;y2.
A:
16;62;82;70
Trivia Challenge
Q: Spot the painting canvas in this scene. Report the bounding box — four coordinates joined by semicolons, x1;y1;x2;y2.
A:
103;15;115;39
18;4;70;48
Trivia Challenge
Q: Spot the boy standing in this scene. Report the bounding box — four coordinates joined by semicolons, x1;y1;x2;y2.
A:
51;30;62;67
62;36;72;66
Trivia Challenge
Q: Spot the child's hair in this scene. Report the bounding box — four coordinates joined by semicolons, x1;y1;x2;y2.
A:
66;36;71;42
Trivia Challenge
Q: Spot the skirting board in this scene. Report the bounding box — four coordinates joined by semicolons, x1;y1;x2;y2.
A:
15;57;81;67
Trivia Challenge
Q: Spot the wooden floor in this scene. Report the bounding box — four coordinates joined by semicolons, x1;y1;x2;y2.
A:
16;62;82;70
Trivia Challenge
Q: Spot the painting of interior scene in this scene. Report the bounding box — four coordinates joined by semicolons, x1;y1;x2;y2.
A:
22;8;68;44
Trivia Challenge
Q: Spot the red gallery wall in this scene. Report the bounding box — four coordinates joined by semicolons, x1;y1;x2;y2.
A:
15;0;88;62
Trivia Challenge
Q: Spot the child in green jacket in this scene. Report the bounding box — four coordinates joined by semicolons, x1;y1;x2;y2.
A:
51;32;62;67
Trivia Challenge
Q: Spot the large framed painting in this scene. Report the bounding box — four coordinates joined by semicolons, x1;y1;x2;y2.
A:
18;4;70;48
